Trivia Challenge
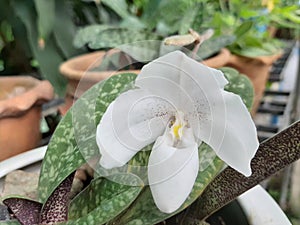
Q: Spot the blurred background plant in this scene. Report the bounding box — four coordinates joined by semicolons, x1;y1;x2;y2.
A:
0;0;299;94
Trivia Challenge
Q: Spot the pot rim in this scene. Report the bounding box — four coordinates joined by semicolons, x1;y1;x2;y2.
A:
0;76;54;118
59;50;140;81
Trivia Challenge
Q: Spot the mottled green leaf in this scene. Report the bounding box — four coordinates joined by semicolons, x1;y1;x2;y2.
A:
114;144;224;225
0;221;20;225
68;175;143;224
73;25;112;49
33;0;55;40
38;73;137;203
220;67;254;111
73;73;137;165
83;27;160;50
38;111;85;203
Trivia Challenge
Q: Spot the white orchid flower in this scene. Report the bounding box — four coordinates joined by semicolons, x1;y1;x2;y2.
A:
96;51;259;213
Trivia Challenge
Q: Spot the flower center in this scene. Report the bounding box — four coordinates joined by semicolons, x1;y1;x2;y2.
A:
170;111;186;140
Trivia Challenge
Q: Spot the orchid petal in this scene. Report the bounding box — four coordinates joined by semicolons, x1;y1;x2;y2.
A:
96;89;172;169
198;91;259;176
135;51;228;109
148;128;199;213
135;51;229;139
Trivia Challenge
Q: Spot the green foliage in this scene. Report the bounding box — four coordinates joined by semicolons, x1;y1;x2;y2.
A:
12;0;68;96
34;0;55;40
0;221;20;225
38;73;137;203
74;26;160;50
0;0;87;96
220;67;254;111
196;35;236;60
35;65;255;224
101;0;130;19
112;146;223;225
67;176;143;224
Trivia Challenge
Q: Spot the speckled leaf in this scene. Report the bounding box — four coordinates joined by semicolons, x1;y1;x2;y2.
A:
3;198;42;225
38;73;137;203
0;220;20;225
196;121;300;221
67;175;143;224
221;67;254;111
72;73;137;165
40;172;75;224
74;25;112;48
114;144;224;225
38;111;85;203
77;27;160;50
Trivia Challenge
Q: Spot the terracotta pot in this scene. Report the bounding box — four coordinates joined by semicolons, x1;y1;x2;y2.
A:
201;48;231;68
226;53;282;115
59;51;140;115
0;76;54;161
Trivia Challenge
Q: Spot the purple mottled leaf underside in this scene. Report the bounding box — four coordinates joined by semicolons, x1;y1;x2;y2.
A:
3;198;42;225
3;172;75;225
40;172;75;224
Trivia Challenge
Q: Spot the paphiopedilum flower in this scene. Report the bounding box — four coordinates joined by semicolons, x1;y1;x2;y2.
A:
96;51;259;213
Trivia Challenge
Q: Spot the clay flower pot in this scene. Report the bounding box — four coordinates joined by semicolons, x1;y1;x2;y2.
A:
59;51;140;115
0;76;54;161
226;53;282;115
202;48;231;68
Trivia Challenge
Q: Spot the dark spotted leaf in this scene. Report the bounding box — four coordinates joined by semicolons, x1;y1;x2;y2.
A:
3;198;42;225
195;121;300;220
40;172;75;224
3;172;75;225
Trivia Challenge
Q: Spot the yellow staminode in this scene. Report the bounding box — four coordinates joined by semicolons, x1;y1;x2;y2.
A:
170;111;186;140
173;124;182;139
